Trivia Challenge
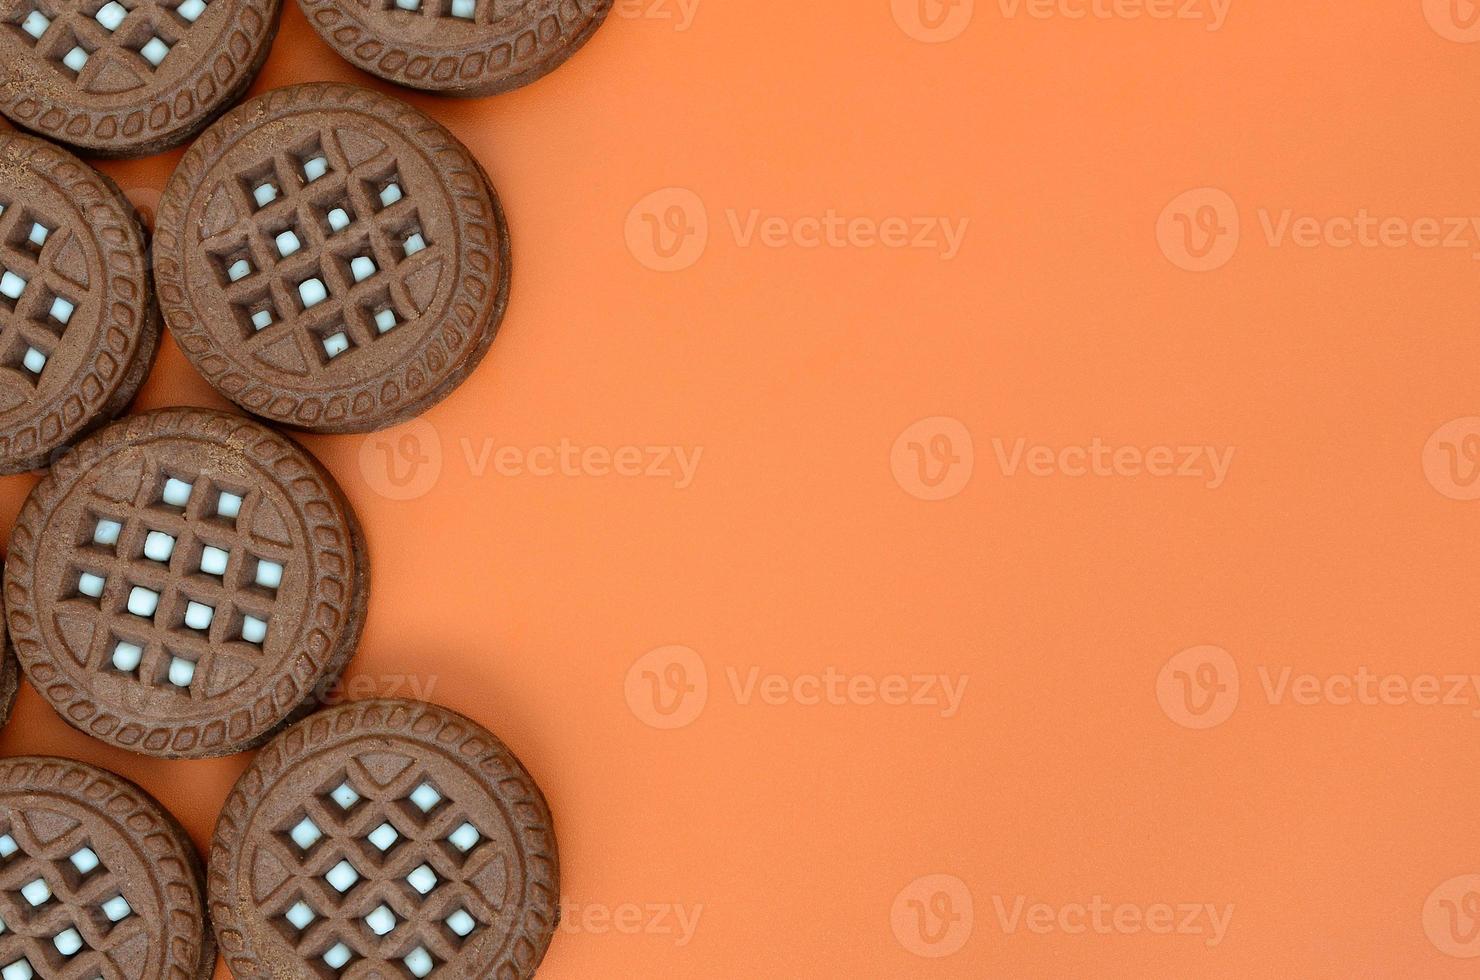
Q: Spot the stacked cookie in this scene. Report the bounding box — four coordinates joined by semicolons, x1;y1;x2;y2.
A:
0;3;608;976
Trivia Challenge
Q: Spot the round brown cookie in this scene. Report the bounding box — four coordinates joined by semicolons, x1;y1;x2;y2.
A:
0;0;281;158
297;0;611;97
3;406;370;759
0;132;160;475
209;698;559;979
154;83;510;434
0;755;214;979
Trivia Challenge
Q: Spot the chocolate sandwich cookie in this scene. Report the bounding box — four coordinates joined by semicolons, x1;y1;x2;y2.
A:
0;0;281;157
153;83;510;433
0;755;214;979
3;406;370;758
0;133;159;475
298;0;611;97
209;699;559;979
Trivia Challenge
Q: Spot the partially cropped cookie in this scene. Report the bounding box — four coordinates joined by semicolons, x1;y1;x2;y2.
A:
210;699;560;979
154;83;510;433
0;133;159;474
0;756;214;979
0;0;281;157
298;0;611;96
3;407;369;758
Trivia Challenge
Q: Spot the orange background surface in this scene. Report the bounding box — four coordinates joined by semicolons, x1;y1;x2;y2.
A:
7;0;1480;976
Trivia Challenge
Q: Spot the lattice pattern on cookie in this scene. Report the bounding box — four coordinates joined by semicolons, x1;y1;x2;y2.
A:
199;129;441;374
0;813;141;978
58;455;291;700
259;760;495;977
0;199;84;392
4;0;212;88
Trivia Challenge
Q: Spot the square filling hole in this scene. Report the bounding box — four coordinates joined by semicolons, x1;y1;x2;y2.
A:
93;1;127;32
18;8;51;42
366;169;405;212
316;195;356;237
1;338;46;384
359;288;400;337
173;0;207;21
108;637;144;676
210;241;255;287
214;487;245;522
238;162;281;211
235;296;277;337
155;650;198;692
291;136;329;184
40;288;76;333
158;474;194;510
313;327;353;363
135;34;169;67
295;274;329;311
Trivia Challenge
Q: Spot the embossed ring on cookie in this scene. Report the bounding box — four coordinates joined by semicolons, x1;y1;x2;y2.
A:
209;699;560;980
0;756;215;979
3;407;370;758
153;83;511;433
0;133;160;475
299;0;612;97
0;0;282;157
